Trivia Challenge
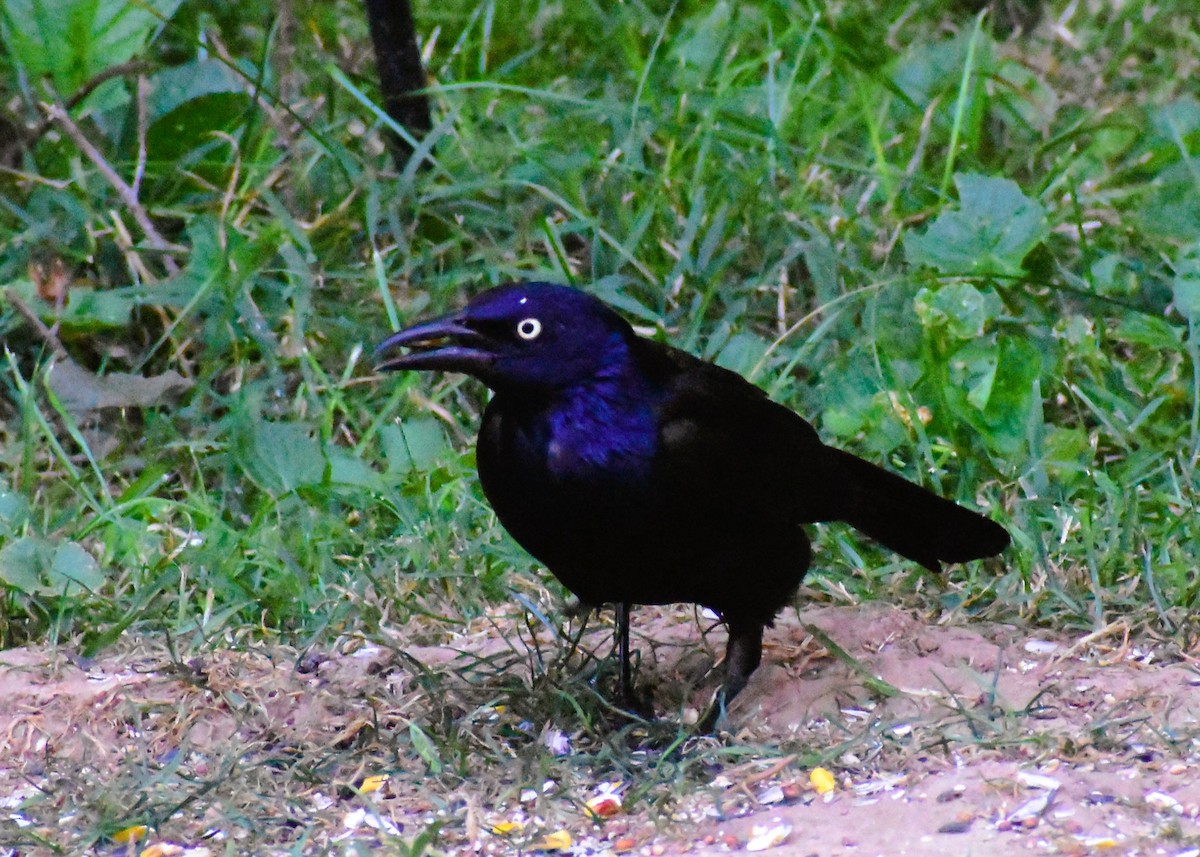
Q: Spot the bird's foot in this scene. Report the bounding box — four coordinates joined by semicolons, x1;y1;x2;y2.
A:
609;673;655;720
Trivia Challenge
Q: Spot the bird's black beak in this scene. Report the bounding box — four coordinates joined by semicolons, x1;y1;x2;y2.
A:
373;312;497;376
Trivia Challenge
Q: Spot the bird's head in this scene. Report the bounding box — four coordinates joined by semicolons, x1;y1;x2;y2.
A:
374;282;637;393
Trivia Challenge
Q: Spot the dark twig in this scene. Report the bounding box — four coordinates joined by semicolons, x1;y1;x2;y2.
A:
21;61;156;147
363;0;432;169
4;288;68;359
44;102;183;273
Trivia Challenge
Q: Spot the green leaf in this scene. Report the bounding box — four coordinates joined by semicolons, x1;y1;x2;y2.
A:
947;335;1041;454
1;279;151;332
236;420;385;496
1090;254;1136;297
239;421;324;495
0;0;182;95
1112;314;1183;348
671;2;733;81
146;57;248;120
801;234;840;308
713;331;770;376
905;174;1049;277
408;721;443;774
380;419;448;474
892;31;971;107
1042;425;1091;482
1140;159;1200;241
0;537;42;592
913;282;1003;339
1172;241;1200;322
0;490;29;537
145;59;252;161
328;450;384;492
49;541;104;594
0;537;103;595
1151;97;1200;141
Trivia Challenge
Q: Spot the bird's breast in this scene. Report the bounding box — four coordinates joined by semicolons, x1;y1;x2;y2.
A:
477;384;662;529
502;383;658;477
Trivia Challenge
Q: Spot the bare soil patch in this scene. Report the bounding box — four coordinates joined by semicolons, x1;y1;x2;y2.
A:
2;604;1198;855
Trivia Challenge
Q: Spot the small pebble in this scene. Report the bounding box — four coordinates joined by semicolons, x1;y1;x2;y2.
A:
937;819;973;834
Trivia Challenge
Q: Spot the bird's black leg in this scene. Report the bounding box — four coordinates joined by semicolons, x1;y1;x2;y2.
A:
699;620;764;731
723;621;764;703
616;601;632;704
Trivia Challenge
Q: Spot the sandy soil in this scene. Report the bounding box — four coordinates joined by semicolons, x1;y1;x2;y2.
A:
1;604;1198;855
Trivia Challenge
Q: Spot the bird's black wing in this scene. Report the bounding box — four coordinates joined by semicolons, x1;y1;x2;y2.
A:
634;339;1010;571
632;339;836;526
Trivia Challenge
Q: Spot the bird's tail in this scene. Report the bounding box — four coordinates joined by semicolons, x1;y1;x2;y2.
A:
824;448;1010;571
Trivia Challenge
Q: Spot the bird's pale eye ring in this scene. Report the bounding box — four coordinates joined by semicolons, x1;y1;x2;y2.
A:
516;317;542;340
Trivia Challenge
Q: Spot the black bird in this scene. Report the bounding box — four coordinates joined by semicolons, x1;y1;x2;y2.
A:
376;282;1009;718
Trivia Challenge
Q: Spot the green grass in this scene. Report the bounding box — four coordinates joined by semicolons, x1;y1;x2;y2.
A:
3;0;1200;849
2;0;1198;657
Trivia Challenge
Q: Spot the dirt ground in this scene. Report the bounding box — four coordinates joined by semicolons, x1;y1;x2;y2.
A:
2;603;1199;856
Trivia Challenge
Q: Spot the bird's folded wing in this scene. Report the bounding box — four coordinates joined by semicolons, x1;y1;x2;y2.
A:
635;340;834;523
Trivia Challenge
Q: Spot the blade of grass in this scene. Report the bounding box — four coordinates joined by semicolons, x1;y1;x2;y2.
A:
940;10;988;198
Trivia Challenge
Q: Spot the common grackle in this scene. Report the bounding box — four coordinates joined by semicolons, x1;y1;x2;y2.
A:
376;282;1009;720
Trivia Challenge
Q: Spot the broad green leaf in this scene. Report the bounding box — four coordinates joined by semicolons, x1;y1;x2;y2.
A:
1172;242;1200;322
328;450;385;492
0;537;103;595
239;421;323;495
914;282;1002;339
1;280;145;331
905;174;1049;277
1112;314;1183;348
1043;425;1091;473
0;490;29;536
146;58;248;120
145;59;252;161
947;336;1041;454
1151;97;1200;141
380;419;448;474
892;31;971;107
1090;254;1136;297
62;288;140;329
237;421;384;496
1140;159;1200;241
801;235;840;308
0;536;42;592
714;331;770;376
49;542;104;594
0;0;181;95
671;2;733;81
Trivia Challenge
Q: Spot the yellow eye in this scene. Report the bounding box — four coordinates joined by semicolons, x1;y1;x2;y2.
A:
517;318;542;340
